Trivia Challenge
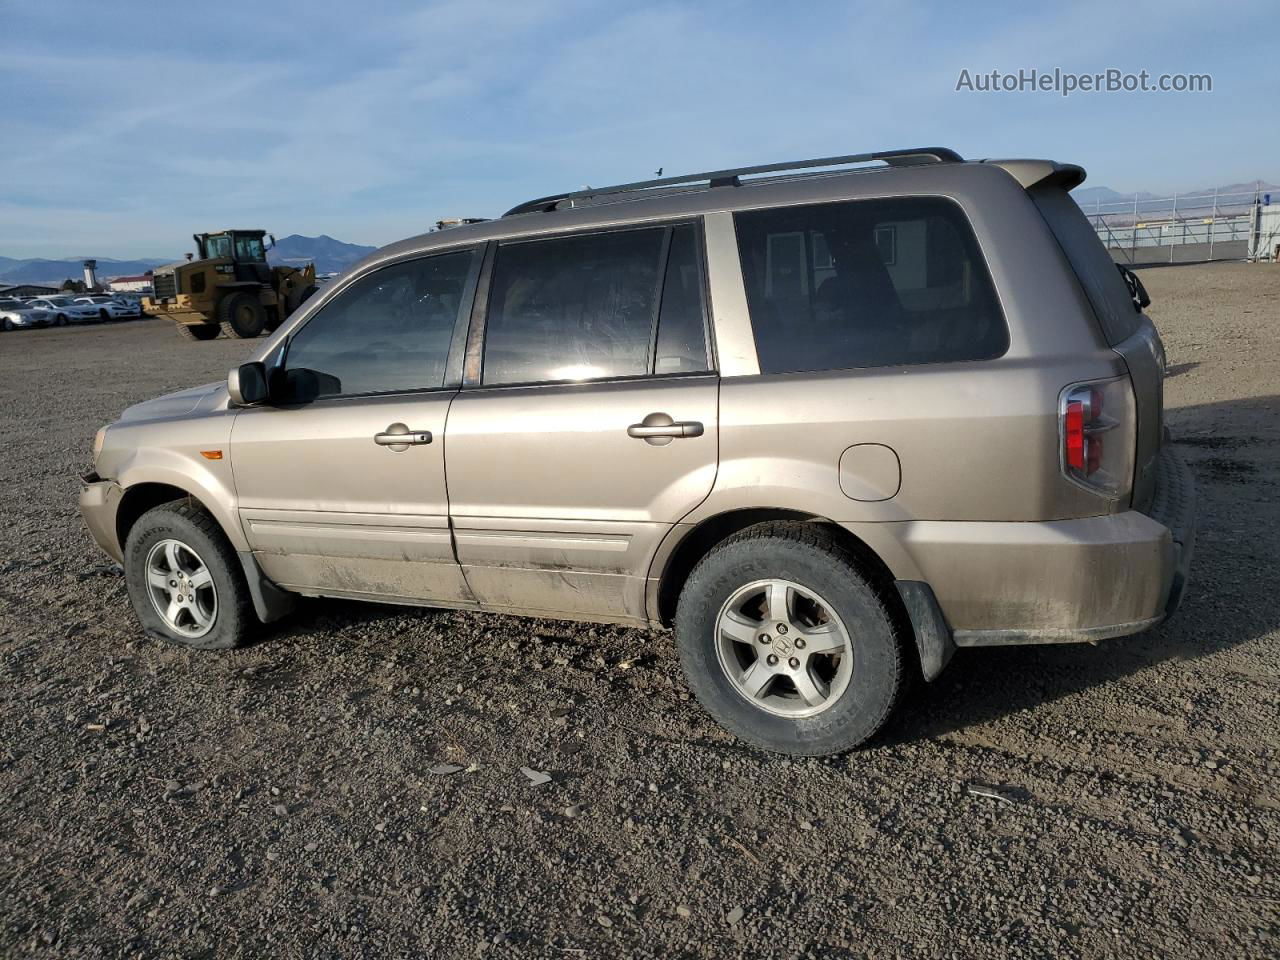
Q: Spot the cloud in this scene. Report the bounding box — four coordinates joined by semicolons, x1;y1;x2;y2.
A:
1;0;1276;256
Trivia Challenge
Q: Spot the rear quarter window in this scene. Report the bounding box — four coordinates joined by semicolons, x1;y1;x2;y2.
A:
1028;185;1141;345
734;196;1007;374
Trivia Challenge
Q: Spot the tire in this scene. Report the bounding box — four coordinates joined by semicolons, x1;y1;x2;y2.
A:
99;309;111;322
674;522;906;756
123;500;254;651
176;322;221;341
2;318;12;332
218;292;267;339
55;314;68;326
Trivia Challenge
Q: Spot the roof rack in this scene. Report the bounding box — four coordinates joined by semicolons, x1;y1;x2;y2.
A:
503;147;964;217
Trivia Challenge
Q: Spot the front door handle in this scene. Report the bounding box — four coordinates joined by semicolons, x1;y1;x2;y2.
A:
374;422;432;451
627;412;704;446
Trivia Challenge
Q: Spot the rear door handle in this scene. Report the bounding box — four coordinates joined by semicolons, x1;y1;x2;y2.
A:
627;413;704;445
374;422;432;450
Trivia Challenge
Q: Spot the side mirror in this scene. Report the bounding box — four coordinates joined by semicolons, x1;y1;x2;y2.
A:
282;367;342;403
228;362;268;406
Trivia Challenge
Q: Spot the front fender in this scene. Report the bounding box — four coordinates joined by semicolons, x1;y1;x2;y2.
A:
115;446;246;551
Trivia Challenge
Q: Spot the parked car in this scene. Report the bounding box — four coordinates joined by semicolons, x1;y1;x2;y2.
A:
79;148;1195;755
111;294;146;318
0;297;53;331
73;294;134;322
28;295;102;325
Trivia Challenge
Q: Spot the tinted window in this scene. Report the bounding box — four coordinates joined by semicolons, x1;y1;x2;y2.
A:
483;228;665;385
205;236;231;258
734;197;1006;374
654;224;710;374
284;250;475;399
1029;186;1140;345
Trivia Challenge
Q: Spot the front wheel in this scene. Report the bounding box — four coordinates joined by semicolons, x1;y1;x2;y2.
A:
675;522;906;756
123;500;255;650
55;314;68;326
218;292;267;338
1;318;12;332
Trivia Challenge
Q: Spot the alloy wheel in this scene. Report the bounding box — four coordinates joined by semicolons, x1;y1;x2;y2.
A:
714;578;854;718
144;538;218;639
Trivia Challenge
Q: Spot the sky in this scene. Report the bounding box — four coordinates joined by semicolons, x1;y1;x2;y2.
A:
1;0;1275;259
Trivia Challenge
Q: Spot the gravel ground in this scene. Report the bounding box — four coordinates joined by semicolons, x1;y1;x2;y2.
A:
1;265;1277;959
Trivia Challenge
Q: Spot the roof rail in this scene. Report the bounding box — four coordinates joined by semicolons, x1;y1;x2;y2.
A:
502;147;964;217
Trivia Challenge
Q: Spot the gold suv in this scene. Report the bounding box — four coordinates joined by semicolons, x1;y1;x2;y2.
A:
80;149;1196;755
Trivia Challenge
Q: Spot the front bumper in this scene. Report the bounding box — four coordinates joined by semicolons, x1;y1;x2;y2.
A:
79;475;125;563
889;446;1196;646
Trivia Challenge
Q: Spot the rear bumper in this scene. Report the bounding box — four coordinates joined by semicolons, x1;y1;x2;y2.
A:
79;475;124;563
1146;443;1196;620
878;446;1196;646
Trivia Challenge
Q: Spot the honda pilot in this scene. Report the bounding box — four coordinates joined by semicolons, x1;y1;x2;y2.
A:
80;148;1196;755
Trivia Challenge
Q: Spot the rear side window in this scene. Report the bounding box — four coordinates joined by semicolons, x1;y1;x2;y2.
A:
734;197;1007;374
1029;186;1141;345
482;223;709;385
655;225;710;374
284;249;476;398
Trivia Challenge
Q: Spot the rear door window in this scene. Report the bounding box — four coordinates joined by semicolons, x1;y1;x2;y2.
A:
481;223;710;385
734;197;1007;374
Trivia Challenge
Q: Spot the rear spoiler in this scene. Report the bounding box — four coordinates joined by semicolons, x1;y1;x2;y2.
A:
982;159;1086;192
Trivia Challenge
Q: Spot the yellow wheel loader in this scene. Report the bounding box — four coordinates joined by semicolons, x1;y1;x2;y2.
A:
143;230;318;340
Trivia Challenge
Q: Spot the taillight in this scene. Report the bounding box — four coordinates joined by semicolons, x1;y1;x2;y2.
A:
1059;377;1135;499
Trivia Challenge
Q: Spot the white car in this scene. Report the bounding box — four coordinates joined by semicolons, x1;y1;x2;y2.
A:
74;294;134;321
0;297;54;331
28;296;103;325
110;295;145;318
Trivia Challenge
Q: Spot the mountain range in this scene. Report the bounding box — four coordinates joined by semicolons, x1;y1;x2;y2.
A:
0;235;377;286
1073;181;1278;218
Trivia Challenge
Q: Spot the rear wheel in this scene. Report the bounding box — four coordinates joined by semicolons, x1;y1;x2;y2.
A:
176;322;220;341
123;500;254;651
218;292;267;339
2;318;12;332
675;522;906;755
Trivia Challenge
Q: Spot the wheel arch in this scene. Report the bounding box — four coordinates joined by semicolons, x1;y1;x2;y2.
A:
113;458;247;555
116;482;212;552
651;508;902;627
651;507;950;682
114;480;293;626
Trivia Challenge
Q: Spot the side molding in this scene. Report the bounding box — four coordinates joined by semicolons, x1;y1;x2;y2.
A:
894;580;955;681
237;551;297;624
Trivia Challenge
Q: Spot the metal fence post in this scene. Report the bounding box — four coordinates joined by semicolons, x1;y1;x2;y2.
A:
1170;191;1177;263
1209;186;1218;261
1131;195;1139;263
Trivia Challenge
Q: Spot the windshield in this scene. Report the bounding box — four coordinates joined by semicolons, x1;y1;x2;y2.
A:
46;296;72;305
234;234;266;261
205;235;232;259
